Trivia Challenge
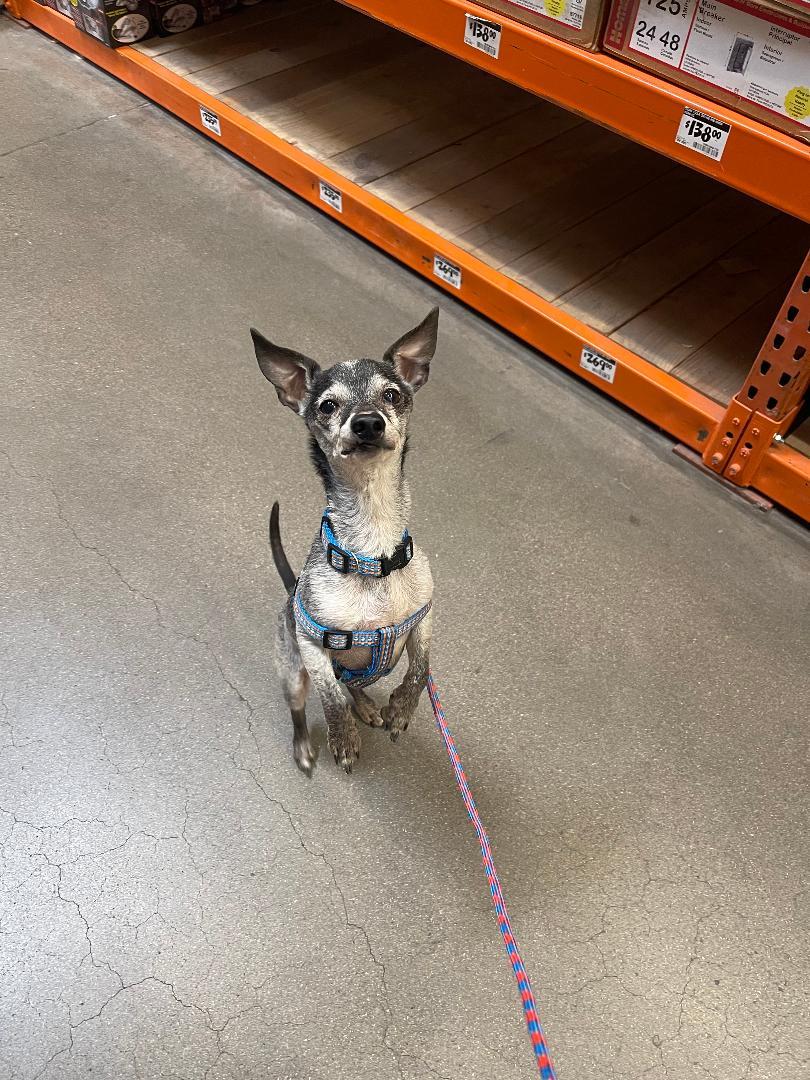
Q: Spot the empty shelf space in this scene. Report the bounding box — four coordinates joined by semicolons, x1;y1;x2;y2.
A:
134;1;810;409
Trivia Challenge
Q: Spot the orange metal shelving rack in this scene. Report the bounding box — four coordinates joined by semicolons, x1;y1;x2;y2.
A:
342;0;810;222
7;0;810;520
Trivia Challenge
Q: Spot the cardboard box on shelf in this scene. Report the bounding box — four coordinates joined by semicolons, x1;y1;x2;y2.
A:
70;0;155;44
152;0;261;35
44;0;259;36
150;0;201;33
475;0;608;50
62;0;91;31
44;0;80;20
604;0;810;140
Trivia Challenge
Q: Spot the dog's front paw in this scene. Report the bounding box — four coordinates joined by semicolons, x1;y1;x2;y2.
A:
351;692;384;729
327;722;361;773
381;703;411;743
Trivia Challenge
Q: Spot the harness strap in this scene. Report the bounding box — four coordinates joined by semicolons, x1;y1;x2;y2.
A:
293;591;431;688
320;509;414;577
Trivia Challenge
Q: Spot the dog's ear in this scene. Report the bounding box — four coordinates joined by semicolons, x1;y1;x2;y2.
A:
384;307;439;392
251;328;320;413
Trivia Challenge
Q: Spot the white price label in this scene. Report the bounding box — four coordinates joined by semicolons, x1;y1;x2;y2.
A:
319;181;343;213
630;0;691;66
199;106;221;136
464;14;501;58
433;255;462;289
675;108;730;161
580;347;617;384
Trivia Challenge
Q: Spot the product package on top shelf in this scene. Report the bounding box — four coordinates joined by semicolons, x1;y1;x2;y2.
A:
604;0;810;140
475;0;609;50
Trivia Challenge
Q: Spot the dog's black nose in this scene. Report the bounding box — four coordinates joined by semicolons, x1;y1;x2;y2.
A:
350;411;386;443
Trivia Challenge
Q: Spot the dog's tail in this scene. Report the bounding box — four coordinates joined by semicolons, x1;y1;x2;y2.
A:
269;501;297;595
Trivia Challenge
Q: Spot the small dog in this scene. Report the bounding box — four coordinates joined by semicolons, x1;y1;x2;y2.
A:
252;308;439;775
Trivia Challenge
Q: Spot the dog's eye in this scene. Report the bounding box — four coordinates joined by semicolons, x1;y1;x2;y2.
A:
383;387;401;405
318;399;338;416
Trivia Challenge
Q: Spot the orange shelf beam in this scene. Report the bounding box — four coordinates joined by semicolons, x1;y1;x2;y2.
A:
341;0;810;223
8;0;810;520
752;442;810;521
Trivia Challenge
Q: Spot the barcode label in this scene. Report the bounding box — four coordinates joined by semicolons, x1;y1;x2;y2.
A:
319;181;343;213
675;108;730;161
199;106;221;136
433;255;462;290
464;14;501;58
580;347;617;384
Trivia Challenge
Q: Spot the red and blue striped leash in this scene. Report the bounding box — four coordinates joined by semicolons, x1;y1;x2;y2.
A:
426;672;557;1079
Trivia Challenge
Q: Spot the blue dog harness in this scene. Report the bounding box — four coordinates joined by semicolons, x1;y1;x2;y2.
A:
293;509;430;688
293;592;432;688
320;508;414;577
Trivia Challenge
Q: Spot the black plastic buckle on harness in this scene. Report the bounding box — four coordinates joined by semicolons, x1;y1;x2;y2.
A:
380;536;414;577
323;629;353;651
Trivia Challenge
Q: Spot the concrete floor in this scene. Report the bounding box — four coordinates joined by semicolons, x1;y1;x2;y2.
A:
2;16;809;1080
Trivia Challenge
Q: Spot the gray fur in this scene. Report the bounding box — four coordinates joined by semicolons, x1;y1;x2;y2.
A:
254;310;439;774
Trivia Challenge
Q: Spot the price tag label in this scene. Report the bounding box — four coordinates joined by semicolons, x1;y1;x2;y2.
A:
319;181;343;213
434;255;462;290
629;0;691;67
199;106;221;136
580;347;617;384
675;108;730;161
464;14;501;58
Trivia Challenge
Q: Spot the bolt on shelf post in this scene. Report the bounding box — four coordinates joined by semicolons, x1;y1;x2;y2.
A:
702;249;810;489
